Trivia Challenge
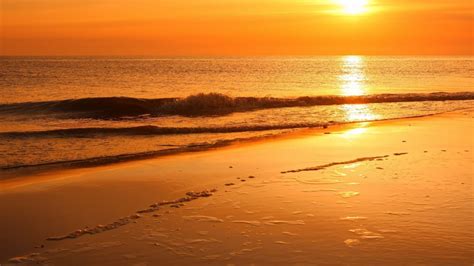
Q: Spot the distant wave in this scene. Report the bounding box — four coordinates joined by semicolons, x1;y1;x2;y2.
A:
1;92;473;119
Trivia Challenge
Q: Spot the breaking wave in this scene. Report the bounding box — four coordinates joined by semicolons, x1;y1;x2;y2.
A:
1;92;473;119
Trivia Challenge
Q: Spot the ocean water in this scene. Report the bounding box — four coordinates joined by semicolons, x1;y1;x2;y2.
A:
0;56;473;172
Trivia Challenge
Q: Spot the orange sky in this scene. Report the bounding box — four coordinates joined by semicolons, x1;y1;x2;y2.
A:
1;0;473;56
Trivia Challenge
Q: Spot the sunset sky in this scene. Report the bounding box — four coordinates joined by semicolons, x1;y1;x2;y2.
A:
1;0;473;56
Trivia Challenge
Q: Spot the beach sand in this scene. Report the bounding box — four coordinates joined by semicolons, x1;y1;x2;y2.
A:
1;110;473;265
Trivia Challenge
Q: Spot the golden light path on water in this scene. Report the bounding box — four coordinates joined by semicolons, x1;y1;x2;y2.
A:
339;56;379;126
340;55;366;96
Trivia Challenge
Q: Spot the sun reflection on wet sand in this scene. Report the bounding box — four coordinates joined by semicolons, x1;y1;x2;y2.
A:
342;127;368;138
340;122;372;139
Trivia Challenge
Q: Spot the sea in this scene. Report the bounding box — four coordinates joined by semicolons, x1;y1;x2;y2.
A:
0;56;473;173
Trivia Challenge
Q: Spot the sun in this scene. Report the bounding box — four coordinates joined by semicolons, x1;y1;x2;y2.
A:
336;0;369;15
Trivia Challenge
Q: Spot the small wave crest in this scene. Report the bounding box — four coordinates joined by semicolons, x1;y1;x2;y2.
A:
0;134;272;172
0;123;323;138
1;92;473;119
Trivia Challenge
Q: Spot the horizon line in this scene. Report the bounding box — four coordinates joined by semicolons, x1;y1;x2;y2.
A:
1;54;473;58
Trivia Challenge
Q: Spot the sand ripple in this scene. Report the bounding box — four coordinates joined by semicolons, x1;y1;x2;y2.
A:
231;220;261;226
263;220;306;225
182;215;224;223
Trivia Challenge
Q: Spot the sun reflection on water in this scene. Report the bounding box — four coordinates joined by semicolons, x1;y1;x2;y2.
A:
339;56;379;122
340;56;366;96
342;104;379;121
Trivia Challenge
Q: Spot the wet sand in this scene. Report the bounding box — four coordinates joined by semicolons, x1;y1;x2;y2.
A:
1;110;473;265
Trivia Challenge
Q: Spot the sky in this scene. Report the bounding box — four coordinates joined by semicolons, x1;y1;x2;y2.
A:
1;0;473;56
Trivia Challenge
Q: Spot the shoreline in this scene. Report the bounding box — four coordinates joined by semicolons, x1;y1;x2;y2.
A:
1;109;473;264
0;109;462;184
